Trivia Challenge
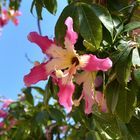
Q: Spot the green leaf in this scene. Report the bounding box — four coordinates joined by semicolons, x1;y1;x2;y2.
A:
43;0;57;15
35;110;49;124
112;16;123;39
30;0;35;15
91;4;114;37
55;3;79;45
117;120;132;140
93;109;121;139
115;46;133;85
31;86;45;96
85;131;96;140
132;48;140;66
77;3;102;50
55;2;102;51
134;68;140;86
22;87;34;105
105;80;119;113
12;127;25;140
115;82;137;123
124;21;140;32
48;107;65;122
35;0;43;20
127;117;140;139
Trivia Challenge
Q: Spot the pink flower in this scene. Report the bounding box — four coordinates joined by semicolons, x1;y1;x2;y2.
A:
0;9;21;27
0;10;9;27
24;17;80;111
24;17;81;87
0;110;7;118
2;99;13;109
24;16;112;113
0;122;4;128
76;57;112;114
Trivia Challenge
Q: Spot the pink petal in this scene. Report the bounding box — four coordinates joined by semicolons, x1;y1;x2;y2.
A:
83;91;95;114
0;110;7;118
65;17;78;45
2;99;13;108
24;62;48;87
0;17;8;27
0;122;4;128
57;80;75;112
27;32;54;54
14;11;22;16
95;91;108;112
83;54;112;72
12;18;19;26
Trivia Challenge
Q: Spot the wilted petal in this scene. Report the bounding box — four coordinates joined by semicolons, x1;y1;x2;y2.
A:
24;62;48;87
27;32;54;54
82;54;112;71
57;80;75;112
64;17;78;45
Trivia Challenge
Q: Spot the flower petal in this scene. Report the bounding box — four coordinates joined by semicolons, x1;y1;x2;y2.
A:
83;91;95;114
82;54;112;71
24;62;48;87
27;32;54;54
57;80;75;112
95;91;108;112
64;17;78;45
0;110;7;118
12;18;19;26
2;99;13;109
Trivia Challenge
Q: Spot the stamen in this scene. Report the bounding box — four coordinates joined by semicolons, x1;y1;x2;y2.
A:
73;93;83;107
55;70;68;78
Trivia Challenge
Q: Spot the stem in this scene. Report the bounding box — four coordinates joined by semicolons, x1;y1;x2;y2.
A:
37;18;42;35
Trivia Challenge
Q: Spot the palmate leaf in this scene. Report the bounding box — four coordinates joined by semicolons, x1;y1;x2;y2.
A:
55;2;102;51
111;44;134;85
105;80;119;113
91;4;114;38
115;81;137;123
127;117;140;139
93;110;121;139
105;79;137;123
77;3;102;51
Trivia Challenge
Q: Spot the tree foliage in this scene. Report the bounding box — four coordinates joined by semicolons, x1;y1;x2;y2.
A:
0;0;140;139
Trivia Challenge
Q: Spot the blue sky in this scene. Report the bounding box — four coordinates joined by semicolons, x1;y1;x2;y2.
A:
0;1;67;99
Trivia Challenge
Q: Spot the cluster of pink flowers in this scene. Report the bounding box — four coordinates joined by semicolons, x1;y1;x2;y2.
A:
24;17;112;114
0;99;13;130
0;9;21;32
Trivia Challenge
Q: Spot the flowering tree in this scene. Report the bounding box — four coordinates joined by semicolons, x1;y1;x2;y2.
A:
0;0;140;139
